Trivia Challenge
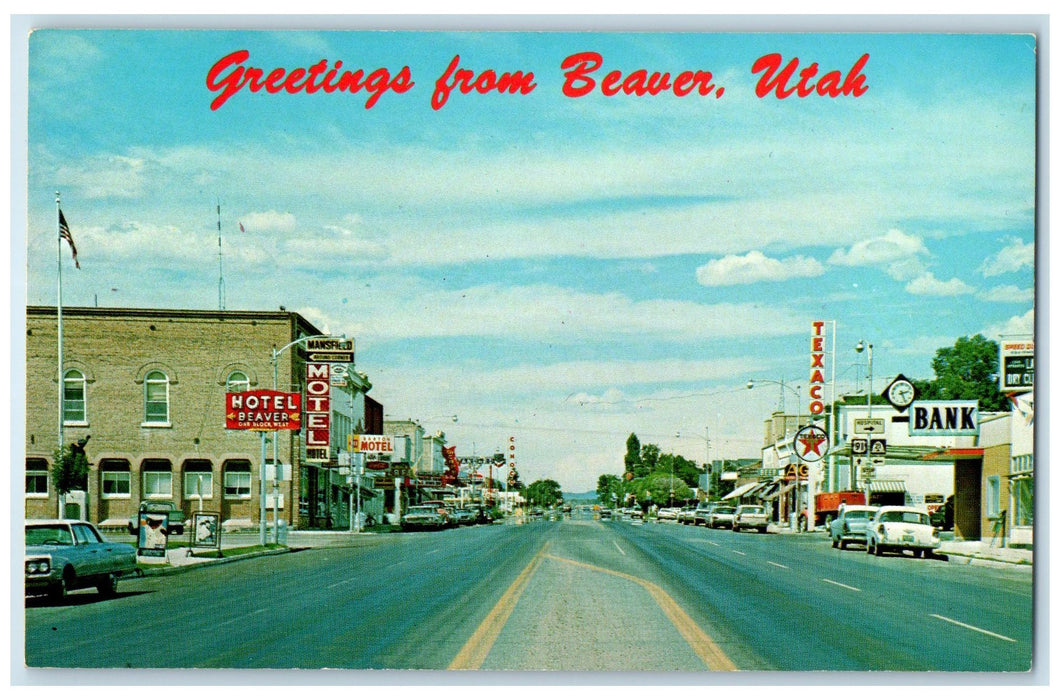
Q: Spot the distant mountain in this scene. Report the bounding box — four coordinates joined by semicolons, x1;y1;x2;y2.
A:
562;490;598;502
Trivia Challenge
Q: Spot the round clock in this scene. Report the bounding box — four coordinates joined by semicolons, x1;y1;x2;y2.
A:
886;378;916;409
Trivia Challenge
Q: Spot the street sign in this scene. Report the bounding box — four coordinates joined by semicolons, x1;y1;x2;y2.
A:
853;418;885;435
352;434;394;453
306;337;354;363
869;438;887;467
850;438;868;455
794;424;829;462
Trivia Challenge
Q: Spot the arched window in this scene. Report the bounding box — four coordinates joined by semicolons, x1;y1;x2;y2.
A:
225;370;250;393
144;370;170;424
63;369;87;424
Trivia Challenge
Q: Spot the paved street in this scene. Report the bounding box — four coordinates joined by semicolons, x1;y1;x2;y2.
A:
24;516;1033;672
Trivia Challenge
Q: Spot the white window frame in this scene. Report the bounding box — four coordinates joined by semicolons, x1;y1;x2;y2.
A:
143;470;173;498
101;471;132;499
986;475;1001;518
63;369;88;426
143;370;171;426
185;471;214;499
226;370;250;393
224;470;252;499
26;470;49;497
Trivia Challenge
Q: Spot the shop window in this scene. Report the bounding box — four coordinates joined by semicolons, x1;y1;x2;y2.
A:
142;459;173;498
224;460;252;499
1013;477;1034;527
986;475;1001;518
63;369;87;424
100;459;132;498
143;370;170;425
184;460;214;499
26;458;48;497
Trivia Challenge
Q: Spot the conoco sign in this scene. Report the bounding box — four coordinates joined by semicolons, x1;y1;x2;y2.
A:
226;390;302;430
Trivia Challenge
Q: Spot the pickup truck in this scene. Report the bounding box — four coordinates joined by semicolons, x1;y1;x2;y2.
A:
25;519;137;600
127;499;186;536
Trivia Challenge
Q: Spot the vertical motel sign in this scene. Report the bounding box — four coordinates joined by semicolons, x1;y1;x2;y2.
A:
305;363;331;461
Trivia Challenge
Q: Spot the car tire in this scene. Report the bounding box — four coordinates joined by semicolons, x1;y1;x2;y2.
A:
866;539;874;555
97;573;117;597
839;539;846;550
759;527;767;534
50;570;73;602
831;537;838;548
874;542;886;557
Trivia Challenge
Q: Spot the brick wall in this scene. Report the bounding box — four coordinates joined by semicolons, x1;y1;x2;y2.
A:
25;307;319;529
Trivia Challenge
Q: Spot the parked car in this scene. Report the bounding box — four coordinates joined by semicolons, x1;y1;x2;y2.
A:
733;504;769;533
657;507;679;521
708;504;737;529
401;505;448;531
693;503;716;526
677;507;697;524
25;520;138;601
829;505;879;549
865;506;940;558
127;499;186;536
452;508;477;525
598;508;613;521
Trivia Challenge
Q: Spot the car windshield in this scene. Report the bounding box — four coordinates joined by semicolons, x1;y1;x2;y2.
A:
741;507;764;514
879;510;929;525
716;507;735;514
26;525;74;546
408;506;435;514
845;511;872;519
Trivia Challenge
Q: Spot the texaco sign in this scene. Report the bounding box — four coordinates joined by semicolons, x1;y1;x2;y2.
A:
793;424;829;462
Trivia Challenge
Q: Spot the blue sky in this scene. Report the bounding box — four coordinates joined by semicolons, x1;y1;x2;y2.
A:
21;27;1037;491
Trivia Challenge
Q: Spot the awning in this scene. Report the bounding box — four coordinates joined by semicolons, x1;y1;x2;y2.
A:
920;447;984;460
721;482;761;500
763;482;796;500
756;480;783;499
867;480;906;493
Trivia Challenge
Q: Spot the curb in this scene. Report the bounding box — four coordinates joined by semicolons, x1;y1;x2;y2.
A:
127;545;306;579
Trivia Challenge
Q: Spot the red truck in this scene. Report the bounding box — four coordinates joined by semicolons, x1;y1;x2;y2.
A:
800;491;866;529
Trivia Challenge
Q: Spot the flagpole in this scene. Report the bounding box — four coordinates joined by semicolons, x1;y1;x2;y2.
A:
56;191;65;518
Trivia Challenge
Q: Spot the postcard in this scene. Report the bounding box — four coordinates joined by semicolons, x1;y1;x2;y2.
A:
17;20;1038;681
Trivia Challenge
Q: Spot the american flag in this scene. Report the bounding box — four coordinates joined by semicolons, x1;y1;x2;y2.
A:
59;209;79;269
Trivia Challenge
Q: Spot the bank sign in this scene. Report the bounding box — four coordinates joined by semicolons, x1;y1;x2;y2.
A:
226;390;302;430
908;400;980;436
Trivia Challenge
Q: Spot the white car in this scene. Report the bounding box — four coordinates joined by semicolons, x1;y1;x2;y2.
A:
733;504;769;533
865;506;940;558
656;507;679;521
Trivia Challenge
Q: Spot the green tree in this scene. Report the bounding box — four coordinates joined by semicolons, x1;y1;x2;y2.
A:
624;433;641;477
596;473;622;506
922;334;1008;411
53;438;90;496
523;479;563;507
639;443;660;477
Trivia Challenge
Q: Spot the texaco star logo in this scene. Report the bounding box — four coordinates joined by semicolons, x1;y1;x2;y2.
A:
794;425;829;462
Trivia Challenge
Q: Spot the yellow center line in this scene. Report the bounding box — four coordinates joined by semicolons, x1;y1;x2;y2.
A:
545;553;739;671
448;541;551;670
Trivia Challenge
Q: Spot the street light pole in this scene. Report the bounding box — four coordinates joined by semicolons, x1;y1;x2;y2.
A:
748;378;804;528
856;340;874;505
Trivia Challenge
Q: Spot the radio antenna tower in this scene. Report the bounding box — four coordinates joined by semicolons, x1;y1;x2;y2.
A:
217;199;226;310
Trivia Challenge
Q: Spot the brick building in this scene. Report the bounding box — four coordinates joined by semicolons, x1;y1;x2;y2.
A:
24;305;366;531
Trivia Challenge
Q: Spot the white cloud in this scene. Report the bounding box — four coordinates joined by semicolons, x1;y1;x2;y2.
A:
979;237;1034;277
240;210;297;232
981;309;1035;339
828;229;929;276
904;272;975;296
56;154;147;199
695;250;825;287
978;285;1034;303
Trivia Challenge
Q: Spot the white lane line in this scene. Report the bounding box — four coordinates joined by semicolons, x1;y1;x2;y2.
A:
702;541;721;547
613;540;626;556
822;578;861;592
930;614;1018;643
732;550;747;556
327;577;359;590
767;561;789;569
218;608;266;626
426;549;440;556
